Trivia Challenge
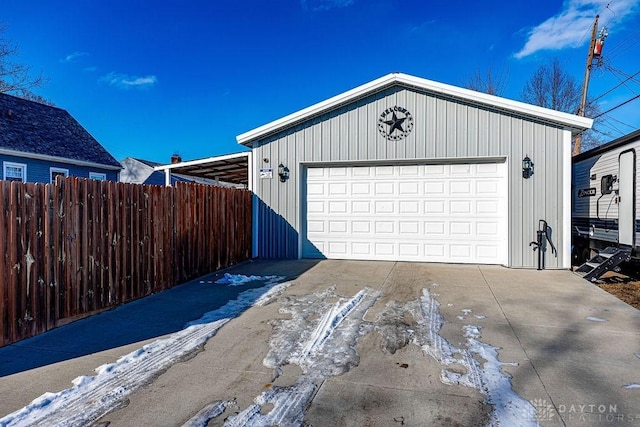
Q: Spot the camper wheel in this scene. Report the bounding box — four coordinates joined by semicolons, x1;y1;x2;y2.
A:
572;240;591;265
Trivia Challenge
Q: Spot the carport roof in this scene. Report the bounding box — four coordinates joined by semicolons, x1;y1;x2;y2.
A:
153;151;250;186
236;72;594;146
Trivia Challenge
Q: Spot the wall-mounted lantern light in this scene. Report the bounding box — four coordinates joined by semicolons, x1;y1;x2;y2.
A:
522;155;534;179
278;163;289;183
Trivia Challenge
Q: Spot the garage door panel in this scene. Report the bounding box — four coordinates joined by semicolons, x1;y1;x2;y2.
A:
399;243;420;256
307;201;325;214
352;167;372;177
425;221;446;235
425;200;446;213
450;181;472;194
307;220;325;233
352;242;372;255
328;182;347;195
399;165;420;176
425;165;445;175
450;200;472;214
450;222;472;235
477;163;500;174
329;221;348;233
476;180;499;194
352;182;371;195
375;181;395;194
307;182;325;195
328;201;348;214
352;201;371;214
425;181;445;194
374;201;395;214
399;181;419;194
399;221;419;234
329;167;348;177
304;163;507;264
399;200;420;214
352;221;371;233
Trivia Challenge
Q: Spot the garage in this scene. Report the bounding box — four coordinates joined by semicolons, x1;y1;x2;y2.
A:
236;73;592;268
303;163;507;263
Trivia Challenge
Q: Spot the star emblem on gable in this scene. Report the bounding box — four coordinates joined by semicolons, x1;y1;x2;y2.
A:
384;112;406;135
378;106;414;141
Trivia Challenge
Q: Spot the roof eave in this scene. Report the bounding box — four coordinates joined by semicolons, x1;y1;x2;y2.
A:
0;148;123;170
236;72;593;146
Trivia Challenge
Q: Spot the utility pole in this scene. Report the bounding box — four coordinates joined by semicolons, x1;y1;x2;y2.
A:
573;15;608;155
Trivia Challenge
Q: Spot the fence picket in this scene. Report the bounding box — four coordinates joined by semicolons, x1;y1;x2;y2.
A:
0;178;252;346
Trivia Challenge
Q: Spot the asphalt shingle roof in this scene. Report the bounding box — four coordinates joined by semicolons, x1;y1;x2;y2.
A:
0;93;121;168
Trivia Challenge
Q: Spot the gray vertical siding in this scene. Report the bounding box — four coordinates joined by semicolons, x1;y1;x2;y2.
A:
252;86;568;268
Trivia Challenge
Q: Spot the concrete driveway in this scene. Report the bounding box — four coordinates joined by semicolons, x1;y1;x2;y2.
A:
1;260;639;426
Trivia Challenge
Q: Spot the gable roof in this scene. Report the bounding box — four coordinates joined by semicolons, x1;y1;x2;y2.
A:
0;93;121;169
237;72;594;146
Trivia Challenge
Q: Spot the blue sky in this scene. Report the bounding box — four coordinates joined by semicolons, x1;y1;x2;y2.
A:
3;0;640;163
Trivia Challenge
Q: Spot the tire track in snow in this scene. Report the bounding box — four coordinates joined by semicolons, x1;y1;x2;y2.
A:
1;319;229;427
1;278;289;427
293;288;368;366
223;287;379;427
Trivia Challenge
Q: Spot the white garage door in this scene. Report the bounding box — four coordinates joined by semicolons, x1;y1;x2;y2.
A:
303;163;508;264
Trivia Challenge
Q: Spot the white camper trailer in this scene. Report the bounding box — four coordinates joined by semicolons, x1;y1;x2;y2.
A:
572;129;640;281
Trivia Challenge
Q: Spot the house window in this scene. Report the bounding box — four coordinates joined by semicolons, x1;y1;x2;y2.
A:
3;162;27;182
89;172;106;181
50;167;69;183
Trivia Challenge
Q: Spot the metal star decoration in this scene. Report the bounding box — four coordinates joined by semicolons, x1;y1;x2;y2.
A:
384;112;406;135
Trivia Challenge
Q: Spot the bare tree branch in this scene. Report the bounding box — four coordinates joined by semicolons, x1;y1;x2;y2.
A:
0;23;52;105
464;65;509;96
521;58;603;153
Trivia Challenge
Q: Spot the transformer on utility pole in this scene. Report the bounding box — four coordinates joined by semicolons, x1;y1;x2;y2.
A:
573;15;608;155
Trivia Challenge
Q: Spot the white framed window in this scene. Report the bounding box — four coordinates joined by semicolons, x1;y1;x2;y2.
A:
50;167;69;183
89;172;106;181
3;161;27;182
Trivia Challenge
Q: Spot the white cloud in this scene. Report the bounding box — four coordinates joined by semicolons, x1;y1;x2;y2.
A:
100;72;158;89
515;0;639;59
301;0;354;11
60;51;88;63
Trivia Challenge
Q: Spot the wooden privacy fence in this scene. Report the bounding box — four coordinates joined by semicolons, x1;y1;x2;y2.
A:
0;178;252;347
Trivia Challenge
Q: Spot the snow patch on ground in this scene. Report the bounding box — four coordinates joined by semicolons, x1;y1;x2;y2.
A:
0;319;230;427
186;277;287;327
215;273;283;286
226;286;380;426
585;316;607;322
182;400;231;427
463;325;481;339
0;276;287;427
413;288;539;426
224;381;316;427
623;383;640;389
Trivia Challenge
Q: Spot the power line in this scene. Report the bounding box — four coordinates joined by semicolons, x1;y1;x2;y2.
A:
592;66;640;102
605;114;637;130
605;64;640;86
593;93;640;119
605;28;640;59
